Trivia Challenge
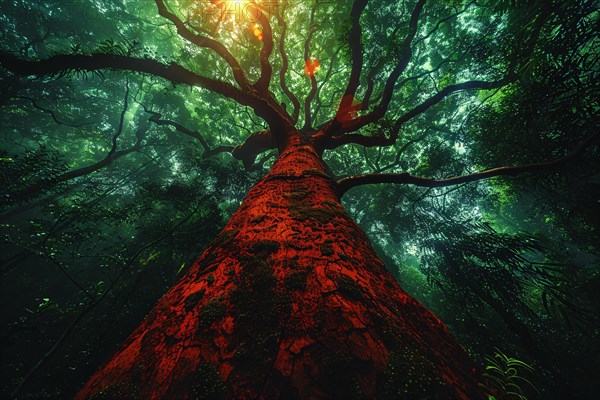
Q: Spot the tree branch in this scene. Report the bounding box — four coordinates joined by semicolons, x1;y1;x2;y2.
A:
311;45;345;126
336;133;599;195
335;0;368;118
249;3;274;93
274;0;301;123
154;0;251;89
366;0;427;119
302;7;319;132
326;75;517;149
142;106;219;155
320;0;425;142
12;96;91;128
8;86;144;204
0;50;253;106
231;129;276;169
387;75;517;135
143;104;274;168
317;0;551;152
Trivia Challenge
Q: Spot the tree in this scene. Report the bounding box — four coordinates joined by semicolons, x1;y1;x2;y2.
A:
1;0;598;399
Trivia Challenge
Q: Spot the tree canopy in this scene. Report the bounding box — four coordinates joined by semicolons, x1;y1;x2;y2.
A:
0;0;598;399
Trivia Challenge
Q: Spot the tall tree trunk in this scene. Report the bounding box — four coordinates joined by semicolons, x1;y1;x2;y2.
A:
76;141;488;399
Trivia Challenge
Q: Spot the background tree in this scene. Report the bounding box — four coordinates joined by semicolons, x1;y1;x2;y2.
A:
1;0;598;399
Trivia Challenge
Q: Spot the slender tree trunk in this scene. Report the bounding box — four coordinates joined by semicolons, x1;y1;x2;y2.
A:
76;141;488;399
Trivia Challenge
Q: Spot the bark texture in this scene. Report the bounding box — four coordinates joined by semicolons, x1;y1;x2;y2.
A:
76;142;488;399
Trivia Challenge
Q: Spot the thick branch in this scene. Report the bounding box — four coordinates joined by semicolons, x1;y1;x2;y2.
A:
56;146;141;186
0;156;156;223
249;3;274;92
155;0;295;142
322;0;425;140
335;0;368;116
231;130;276;169
369;0;427;117
107;79;130;158
45;85;135;184
318;0;549;151
336;133;599;195
361;57;386;111
144;105;273;168
0;51;252;106
311;45;345;125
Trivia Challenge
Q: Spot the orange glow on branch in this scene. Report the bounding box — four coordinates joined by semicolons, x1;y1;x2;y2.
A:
251;23;263;41
304;57;321;77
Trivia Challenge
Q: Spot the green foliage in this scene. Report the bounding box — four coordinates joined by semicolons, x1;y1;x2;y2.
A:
94;39;128;56
420;219;592;329
0;0;598;398
482;349;538;400
0;146;67;206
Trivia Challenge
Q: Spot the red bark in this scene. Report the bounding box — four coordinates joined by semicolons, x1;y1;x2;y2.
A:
76;141;489;399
